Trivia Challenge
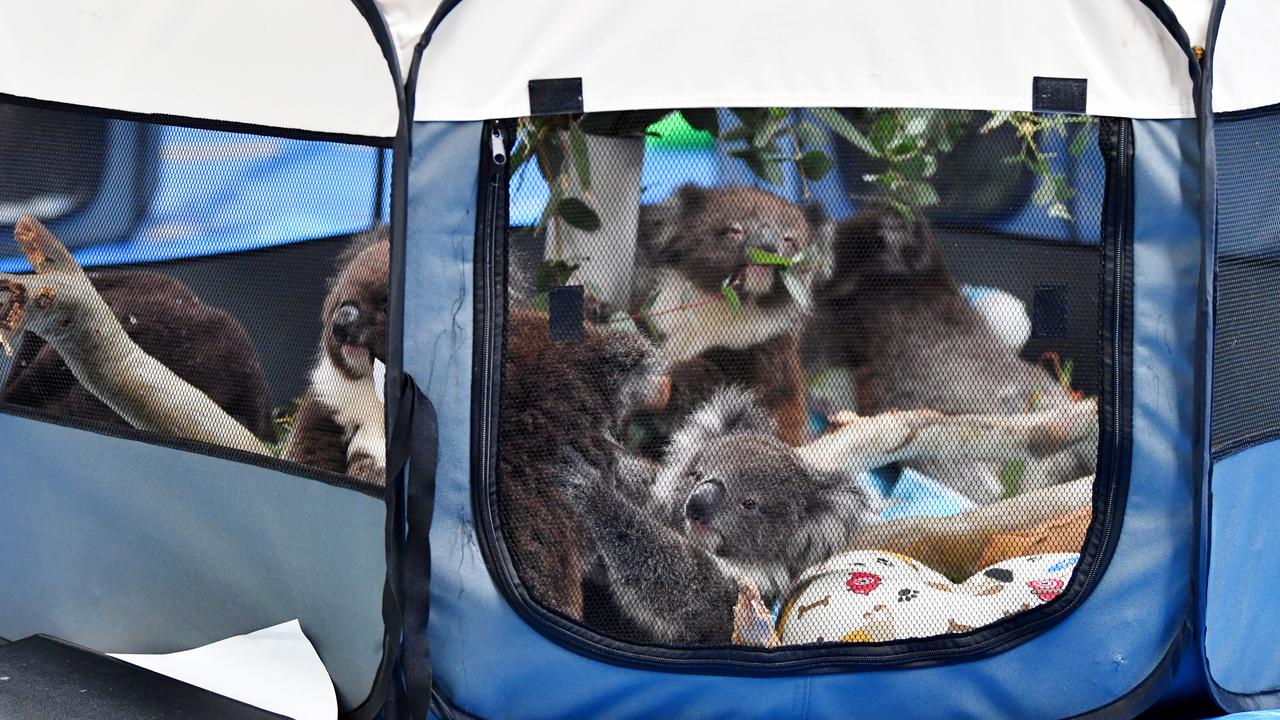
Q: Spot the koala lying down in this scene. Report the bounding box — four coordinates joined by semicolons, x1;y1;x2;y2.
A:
561;387;878;645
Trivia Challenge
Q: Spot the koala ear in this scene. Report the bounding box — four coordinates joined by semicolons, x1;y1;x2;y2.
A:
636;195;685;266
672;184;708;214
582;328;666;411
788;471;875;576
670;387;776;452
907;217;942;272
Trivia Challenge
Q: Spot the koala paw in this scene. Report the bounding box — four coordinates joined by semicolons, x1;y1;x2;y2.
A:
556;448;607;502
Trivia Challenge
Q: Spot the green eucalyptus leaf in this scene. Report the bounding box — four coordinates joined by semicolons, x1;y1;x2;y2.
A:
980;111;1012;134
811;108;879;156
791;120;825;150
721;279;742;314
568;122;591;190
1047;202;1073;220
747;247;792;267
721;125;755;143
895;179;940;207
535;259;582;292
797;150;834;181
528;292;551;312
895;152;931;179
730;147;785;185
535;138;565;181
999;459;1027;499
870;112;899;151
1069;124;1092;157
556;197;602;231
508;140;532;177
753;115;786;148
730;108;768;129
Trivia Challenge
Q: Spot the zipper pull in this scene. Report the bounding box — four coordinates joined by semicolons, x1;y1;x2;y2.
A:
490;126;507;166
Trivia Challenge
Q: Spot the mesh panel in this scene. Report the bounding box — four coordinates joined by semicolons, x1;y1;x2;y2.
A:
0;102;388;487
496;108;1106;647
1212;109;1280;455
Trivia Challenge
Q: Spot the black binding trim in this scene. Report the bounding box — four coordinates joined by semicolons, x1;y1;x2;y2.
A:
344;0;414;718
0;92;393;149
465;115;1135;673
0;400;382;498
1193;0;1280;713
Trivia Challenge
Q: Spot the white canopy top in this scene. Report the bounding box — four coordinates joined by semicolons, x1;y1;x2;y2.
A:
405;0;1220;121
3;1;1272;136
1213;0;1280;114
400;0;1277;122
0;0;399;139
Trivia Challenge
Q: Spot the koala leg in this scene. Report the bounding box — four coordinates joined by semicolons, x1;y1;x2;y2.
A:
559;451;737;644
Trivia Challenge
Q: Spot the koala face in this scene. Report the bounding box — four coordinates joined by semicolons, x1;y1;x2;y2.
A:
662;185;827;309
679;432;812;562
325;235;389;377
832;207;944;283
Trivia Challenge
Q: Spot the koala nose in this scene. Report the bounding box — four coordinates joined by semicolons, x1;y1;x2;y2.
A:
332;303;361;344
745;226;784;255
685;479;726;524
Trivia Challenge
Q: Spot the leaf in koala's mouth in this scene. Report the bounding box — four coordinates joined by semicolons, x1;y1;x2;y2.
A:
721;278;742;314
746;247;792;268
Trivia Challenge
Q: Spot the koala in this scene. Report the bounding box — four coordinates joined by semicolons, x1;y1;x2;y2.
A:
285;229;389;484
810;206;1095;503
0;270;273;442
627;185;832;454
499;307;665;620
562;387;875;645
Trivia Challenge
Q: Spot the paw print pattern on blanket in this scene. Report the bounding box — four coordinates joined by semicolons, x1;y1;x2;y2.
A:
774;551;1079;645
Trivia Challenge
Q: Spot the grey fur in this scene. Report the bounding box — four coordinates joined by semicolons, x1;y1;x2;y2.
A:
811;206;1096;503
561;387;875;645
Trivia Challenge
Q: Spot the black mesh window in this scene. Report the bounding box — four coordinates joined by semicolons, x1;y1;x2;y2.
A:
0;102;389;490
486;108;1115;653
1212;108;1280;455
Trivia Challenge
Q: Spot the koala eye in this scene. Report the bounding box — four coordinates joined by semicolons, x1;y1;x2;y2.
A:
739;497;758;512
723;223;746;239
782;236;798;252
686;469;702;482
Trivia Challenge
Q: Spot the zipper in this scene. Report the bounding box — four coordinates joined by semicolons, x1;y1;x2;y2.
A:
467;116;1135;673
475;119;522;609
1062;117;1130;614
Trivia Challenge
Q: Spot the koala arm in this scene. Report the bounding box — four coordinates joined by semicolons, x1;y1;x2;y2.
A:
561;451;738;645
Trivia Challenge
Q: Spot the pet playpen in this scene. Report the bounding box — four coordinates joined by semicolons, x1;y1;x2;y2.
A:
0;1;1277;718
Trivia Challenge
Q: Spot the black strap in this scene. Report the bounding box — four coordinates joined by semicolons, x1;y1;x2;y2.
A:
384;376;439;720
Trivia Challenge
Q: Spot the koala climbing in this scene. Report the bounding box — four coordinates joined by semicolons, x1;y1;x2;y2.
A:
0;269;273;442
810;206;1095;503
626;184;832;454
498;307;666;620
285;229;389;484
561;387;876;645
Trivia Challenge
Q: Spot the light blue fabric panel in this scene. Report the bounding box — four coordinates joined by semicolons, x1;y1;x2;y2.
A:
1206;443;1280;696
0;414;388;711
415;119;1201;719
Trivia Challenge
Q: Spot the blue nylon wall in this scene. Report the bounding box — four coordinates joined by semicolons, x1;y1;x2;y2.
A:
1206;444;1280;696
0;414;388;711
410;119;1202;719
